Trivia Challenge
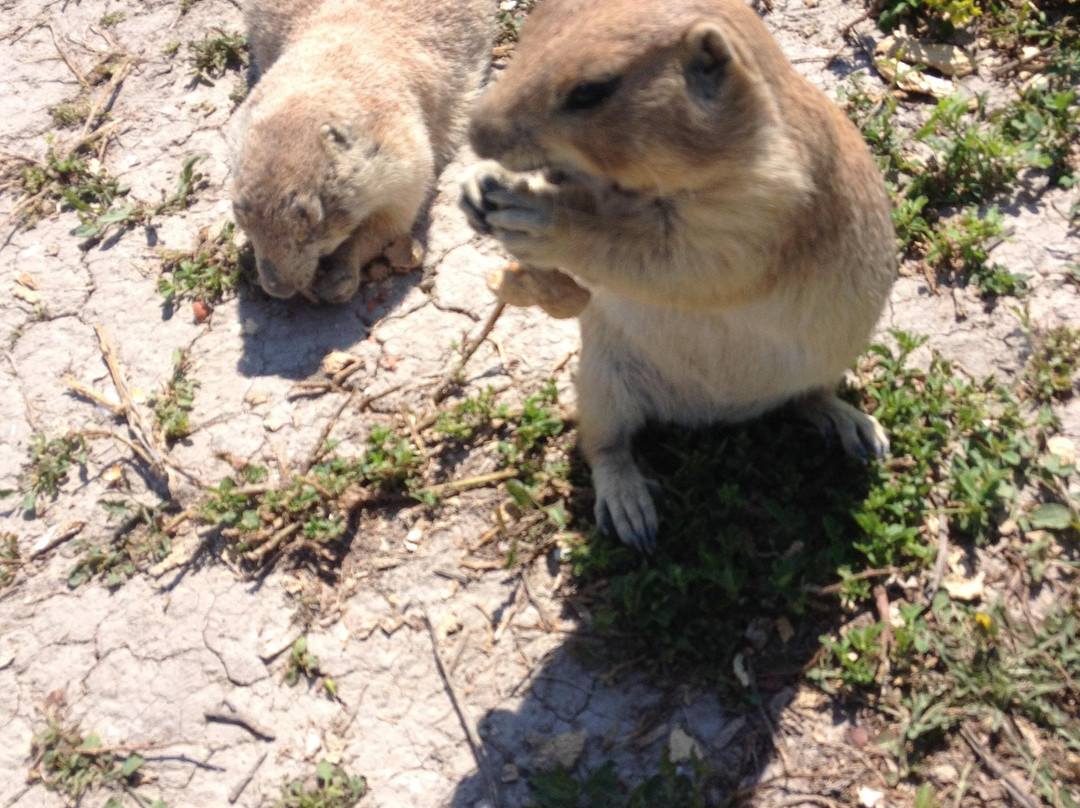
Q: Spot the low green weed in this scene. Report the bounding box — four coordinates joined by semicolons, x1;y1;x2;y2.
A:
495;0;538;44
566;332;1047;680
277;761;367;808
28;704;166;806
199;428;423;570
188;31;248;85
813;590;1080;792
99;11;125;27
0;533;19;589
529;749;709;808
1022;324;1080;404
150;348;198;444
157;222;255;305
49;98;92;128
18;433;88;516
67;500;173;589
284;637;320;686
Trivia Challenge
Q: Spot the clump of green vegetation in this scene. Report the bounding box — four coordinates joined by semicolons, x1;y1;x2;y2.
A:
162;39;181;57
278;761;367;808
18;433;89;516
157;222;255;305
14;145;206;246
1022;324;1080;404
563;332;1056;680
434;380;564;475
99;11;126;27
495;0;538;44
198;428;423;570
28;703;166;806
0;533;20;589
812;591;1080;797
530;751;710;808
49;98;92;128
150;348;198;444
188;31;248;85
178;0;204;14
67;500;173;589
284;637;326;689
840;82;1049;297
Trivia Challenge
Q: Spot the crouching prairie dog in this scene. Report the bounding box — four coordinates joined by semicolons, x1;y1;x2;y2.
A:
461;0;897;551
232;0;495;303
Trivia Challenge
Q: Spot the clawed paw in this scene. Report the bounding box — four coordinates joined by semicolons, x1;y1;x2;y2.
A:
592;462;662;553
799;394;889;462
460;161;559;262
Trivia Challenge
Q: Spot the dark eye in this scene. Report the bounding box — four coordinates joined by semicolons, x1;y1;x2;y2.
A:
563;77;620;112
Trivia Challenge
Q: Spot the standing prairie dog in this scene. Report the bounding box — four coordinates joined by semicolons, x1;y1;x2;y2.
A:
232;0;494;303
461;0;897;551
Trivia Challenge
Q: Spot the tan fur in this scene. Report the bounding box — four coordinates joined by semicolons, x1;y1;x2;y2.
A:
461;0;897;550
232;0;495;302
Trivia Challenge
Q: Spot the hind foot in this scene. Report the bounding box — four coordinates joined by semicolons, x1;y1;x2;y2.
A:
795;390;888;461
592;454;662;553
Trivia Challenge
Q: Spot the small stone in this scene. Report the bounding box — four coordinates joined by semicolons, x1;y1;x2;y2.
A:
1047;436;1076;467
943;570;985;602
530;731;586;772
501;763;519;783
846;725;869;748
668;726;703;763
244;389;269;406
858;785;884;807
775;615;795;644
321;350;357;377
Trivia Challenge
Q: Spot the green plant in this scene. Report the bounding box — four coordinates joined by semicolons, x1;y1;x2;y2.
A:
1022;324;1080;404
188;31;248;85
70;154;206;246
49;98;92;128
923;206;1024;297
157;222;254;304
150;348;199;443
284;637;320;687
198;427;424;571
566;332;1049;681
99;11;126;27
277;761;367;808
28;704;166;806
0;532;20;589
495;0;538;44
529;748;708;808
813;591;1080;791
19;433;88;516
67;500;173;589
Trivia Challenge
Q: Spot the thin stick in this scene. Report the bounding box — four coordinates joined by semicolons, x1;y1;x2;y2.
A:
228;751;267;803
803;566;903;596
958;725;1041;808
204;709;276;742
421;468;519;498
422;608;503;808
433;301;506;404
520;567;554;632
923;495;950;611
44;20;87;86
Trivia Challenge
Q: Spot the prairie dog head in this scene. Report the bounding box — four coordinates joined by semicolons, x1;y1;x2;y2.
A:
469;0;795;194
231;93;427;299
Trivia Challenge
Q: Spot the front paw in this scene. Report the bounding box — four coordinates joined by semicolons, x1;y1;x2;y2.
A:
592;459;662;553
312;256;362;304
460;161;560;264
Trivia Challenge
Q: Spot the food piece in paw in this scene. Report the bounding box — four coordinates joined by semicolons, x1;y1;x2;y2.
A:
486;262;591;319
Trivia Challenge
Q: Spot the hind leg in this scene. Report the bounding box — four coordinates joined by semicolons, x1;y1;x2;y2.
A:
576;316;661;552
793;388;888;461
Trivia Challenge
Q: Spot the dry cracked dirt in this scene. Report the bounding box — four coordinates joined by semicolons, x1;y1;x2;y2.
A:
0;0;1078;807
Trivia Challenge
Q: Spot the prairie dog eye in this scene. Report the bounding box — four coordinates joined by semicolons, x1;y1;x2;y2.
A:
563;77;621;112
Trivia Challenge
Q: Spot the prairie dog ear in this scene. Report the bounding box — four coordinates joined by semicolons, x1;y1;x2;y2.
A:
320;122;353;149
683;22;735;102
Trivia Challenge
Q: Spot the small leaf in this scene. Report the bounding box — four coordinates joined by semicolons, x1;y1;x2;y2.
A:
1029;502;1073;530
316;759;334;783
121;753;145;777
